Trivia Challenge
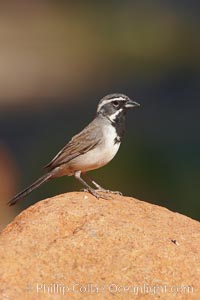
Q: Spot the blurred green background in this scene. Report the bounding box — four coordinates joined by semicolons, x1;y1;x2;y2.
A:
0;1;200;229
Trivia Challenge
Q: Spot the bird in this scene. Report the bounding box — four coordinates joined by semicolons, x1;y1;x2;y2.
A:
8;93;140;206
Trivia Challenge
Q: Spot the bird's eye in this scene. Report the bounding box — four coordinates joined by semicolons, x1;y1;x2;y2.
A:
112;101;120;107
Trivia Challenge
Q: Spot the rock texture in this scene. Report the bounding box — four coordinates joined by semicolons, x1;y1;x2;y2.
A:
0;192;200;300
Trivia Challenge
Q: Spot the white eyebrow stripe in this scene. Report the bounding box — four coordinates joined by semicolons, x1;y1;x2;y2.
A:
97;96;126;112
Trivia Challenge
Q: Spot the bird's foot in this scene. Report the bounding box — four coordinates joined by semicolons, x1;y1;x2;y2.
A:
83;177;122;196
80;188;89;192
80;188;112;200
95;188;123;196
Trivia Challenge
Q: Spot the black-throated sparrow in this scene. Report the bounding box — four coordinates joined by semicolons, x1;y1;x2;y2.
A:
8;94;140;206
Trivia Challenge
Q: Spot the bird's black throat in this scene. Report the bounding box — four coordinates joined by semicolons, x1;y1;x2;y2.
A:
111;113;126;144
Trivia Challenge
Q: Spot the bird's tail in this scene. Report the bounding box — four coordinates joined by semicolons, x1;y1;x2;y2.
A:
8;172;53;206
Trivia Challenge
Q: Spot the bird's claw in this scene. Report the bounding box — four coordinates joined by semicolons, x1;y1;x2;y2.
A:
80;188;89;192
80;188;112;200
109;190;123;195
95;188;123;196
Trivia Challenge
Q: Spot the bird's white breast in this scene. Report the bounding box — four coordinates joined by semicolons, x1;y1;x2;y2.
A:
100;124;121;164
68;124;120;173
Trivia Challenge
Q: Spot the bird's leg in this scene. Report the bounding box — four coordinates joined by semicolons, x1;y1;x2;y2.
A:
84;174;106;190
74;171;111;199
84;174;123;196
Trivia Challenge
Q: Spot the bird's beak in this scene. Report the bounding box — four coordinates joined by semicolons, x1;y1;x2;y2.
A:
125;98;140;108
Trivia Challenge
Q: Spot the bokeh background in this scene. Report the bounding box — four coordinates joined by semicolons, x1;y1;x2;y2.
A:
0;1;200;229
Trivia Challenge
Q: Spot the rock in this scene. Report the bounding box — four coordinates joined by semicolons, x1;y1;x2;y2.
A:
0;192;199;299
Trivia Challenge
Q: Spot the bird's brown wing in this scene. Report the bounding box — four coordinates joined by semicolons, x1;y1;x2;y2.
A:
44;122;102;171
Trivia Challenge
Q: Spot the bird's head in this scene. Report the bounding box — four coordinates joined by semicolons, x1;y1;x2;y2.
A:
96;93;140;123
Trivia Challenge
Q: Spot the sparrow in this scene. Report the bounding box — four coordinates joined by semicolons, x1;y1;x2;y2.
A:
8;93;140;206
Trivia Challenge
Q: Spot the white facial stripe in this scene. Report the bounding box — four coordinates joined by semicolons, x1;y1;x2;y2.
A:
97;96;126;112
113;96;127;101
108;108;123;122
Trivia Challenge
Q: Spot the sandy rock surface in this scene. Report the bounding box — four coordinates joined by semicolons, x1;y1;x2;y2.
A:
0;192;199;299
